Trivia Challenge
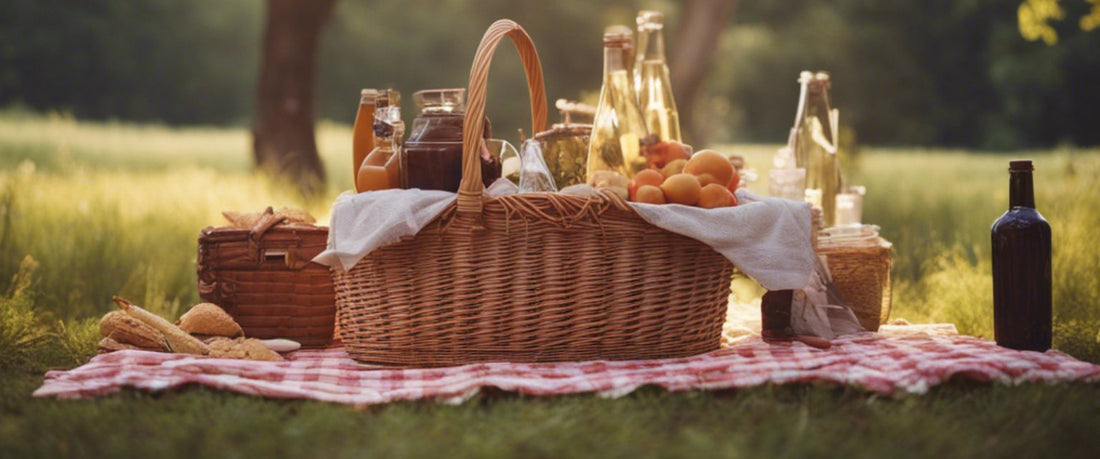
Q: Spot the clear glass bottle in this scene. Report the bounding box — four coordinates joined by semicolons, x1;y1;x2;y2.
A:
635;11;682;142
991;160;1052;351
587;31;649;181
605;25;635;76
792;71;842;226
357;90;403;192
352;89;380;192
633;10;660;100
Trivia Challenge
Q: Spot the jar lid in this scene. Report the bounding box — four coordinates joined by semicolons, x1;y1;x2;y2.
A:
413;88;465;112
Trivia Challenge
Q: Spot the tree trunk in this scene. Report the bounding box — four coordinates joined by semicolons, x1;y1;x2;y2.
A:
252;0;336;195
670;0;739;147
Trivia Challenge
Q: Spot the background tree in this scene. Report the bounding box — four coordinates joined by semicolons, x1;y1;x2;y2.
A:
3;0;1100;152
252;0;336;194
670;0;740;146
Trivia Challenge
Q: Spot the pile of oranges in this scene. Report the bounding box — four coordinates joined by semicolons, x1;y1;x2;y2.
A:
629;150;740;208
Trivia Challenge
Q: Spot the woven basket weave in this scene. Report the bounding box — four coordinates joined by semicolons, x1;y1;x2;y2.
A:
333;20;734;366
818;237;892;331
197;216;334;348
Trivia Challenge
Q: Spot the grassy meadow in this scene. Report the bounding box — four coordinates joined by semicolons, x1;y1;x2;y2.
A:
2;110;1100;456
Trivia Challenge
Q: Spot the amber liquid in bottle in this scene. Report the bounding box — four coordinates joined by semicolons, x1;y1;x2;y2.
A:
991;160;1052;351
352;89;379;192
588;32;649;180
635;11;681;142
357;92;403;192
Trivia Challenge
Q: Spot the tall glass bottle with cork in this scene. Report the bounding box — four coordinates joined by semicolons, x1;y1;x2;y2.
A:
793;71;842;227
633;10;657;100
991;160;1052;351
635;10;681;142
587;31;649;182
605;25;634;77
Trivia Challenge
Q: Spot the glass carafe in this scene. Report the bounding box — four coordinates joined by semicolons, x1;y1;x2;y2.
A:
403;88;500;192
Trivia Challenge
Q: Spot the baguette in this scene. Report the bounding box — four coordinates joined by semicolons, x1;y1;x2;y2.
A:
112;296;210;355
99;310;170;351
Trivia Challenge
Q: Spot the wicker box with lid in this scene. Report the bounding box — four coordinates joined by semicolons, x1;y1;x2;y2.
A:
197;216;335;348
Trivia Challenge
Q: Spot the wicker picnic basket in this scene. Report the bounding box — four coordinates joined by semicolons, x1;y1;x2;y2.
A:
332;20;734;366
197;214;335;347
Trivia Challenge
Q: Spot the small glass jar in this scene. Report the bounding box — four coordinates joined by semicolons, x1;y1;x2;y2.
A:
769;167;807;201
834;186;865;227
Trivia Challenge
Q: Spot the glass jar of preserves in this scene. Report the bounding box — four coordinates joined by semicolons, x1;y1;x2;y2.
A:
402;88;500;192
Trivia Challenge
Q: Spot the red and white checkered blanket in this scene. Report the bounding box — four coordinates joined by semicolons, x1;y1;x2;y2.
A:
34;329;1100;405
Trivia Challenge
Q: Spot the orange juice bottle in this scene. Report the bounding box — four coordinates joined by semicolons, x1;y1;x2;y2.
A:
353;89;380;192
357;90;404;191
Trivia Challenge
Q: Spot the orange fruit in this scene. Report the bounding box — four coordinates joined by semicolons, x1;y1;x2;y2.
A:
634;169;665;188
695;173;723;187
698;183;736;209
641;140;691;169
727;170;741;192
635;185;666;204
660;173;702;205
660;158;688;178
684;150;734;189
630;169;665;201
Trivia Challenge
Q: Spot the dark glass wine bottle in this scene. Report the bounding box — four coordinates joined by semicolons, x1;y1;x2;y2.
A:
990;160;1052;351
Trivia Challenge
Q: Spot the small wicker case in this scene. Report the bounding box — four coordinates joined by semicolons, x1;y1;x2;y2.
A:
197;214;335;347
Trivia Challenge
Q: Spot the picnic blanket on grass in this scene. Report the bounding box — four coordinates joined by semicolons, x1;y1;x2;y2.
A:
34;327;1100;404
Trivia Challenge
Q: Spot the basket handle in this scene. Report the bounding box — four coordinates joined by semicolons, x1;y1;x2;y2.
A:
458;19;548;215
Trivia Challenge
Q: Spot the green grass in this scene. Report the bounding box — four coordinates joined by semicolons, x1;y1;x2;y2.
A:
3;374;1099;458
2;110;1099;457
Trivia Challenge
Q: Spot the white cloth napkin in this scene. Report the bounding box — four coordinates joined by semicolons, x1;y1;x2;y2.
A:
629;189;817;291
312;188;455;272
313;181;520;272
314;182;815;291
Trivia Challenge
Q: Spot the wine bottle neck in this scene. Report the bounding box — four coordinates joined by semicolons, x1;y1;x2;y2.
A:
603;46;627;78
1009;172;1035;208
804;91;833;142
642;28;666;61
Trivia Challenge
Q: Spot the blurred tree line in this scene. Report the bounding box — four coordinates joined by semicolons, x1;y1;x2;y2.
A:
2;0;1098;149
